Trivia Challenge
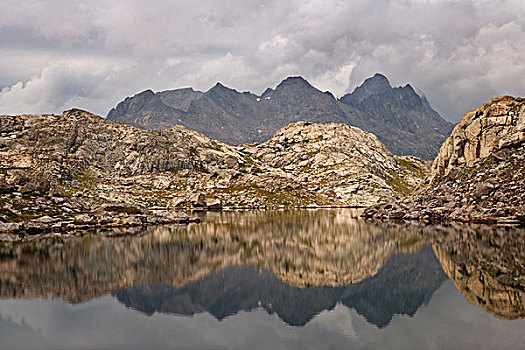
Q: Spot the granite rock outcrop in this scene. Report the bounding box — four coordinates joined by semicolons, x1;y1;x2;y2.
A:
362;96;525;224
1;110;426;237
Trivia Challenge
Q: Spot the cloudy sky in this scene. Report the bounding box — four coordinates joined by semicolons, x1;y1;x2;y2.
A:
1;0;524;122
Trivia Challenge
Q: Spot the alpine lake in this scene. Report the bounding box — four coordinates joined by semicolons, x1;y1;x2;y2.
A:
1;209;524;349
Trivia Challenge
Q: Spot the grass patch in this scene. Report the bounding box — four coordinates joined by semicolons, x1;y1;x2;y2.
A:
0;208;18;219
75;170;99;189
396;158;426;179
387;170;414;196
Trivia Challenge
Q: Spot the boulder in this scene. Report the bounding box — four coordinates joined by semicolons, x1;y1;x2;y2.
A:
205;198;222;210
34;216;58;224
189;193;206;207
474;182;493;198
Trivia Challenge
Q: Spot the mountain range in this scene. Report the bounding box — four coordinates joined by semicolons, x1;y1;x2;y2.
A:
107;74;454;159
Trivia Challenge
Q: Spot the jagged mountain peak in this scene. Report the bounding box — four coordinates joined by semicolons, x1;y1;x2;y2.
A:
132;89;155;99
362;73;391;88
208;82;236;93
349;73;392;98
108;73;454;159
275;76;312;90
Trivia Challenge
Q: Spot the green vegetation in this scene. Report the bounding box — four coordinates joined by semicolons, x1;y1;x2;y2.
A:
0;207;18;219
52;184;75;198
396;158;426;179
387;170;414;196
75;170;99;189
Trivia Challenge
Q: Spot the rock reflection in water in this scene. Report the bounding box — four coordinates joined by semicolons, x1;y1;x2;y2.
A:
1;210;524;325
0;210;422;303
188;209;425;286
115;245;446;328
428;224;525;319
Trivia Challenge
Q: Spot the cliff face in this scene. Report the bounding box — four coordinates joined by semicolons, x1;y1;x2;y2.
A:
108;74;453;159
362;96;525;224
1;110;427;234
432;96;525;179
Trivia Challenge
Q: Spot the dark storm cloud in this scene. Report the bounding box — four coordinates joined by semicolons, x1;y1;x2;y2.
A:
0;0;524;121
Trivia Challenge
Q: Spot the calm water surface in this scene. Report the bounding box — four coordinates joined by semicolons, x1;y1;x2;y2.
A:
0;209;524;349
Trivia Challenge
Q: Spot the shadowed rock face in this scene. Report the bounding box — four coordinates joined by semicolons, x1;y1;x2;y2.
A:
340;74;454;159
108;74;453;159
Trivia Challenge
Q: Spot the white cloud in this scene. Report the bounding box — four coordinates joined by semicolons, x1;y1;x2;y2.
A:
311;61;357;97
0;58;127;115
0;0;524;121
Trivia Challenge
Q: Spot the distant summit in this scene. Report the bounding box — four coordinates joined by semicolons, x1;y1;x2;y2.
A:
359;73;392;90
108;74;454;159
276;76;312;88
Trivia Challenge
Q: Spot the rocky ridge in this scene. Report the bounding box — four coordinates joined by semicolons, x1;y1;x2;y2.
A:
363;96;525;225
184;121;428;209
0;109;240;236
108;74;454;159
0;110;426;237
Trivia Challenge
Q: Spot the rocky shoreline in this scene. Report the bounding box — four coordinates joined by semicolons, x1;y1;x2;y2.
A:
0;201;199;240
362;96;525;226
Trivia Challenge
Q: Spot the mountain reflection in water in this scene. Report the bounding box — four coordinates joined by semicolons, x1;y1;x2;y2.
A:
0;210;425;303
0;209;524;334
116;245;445;328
